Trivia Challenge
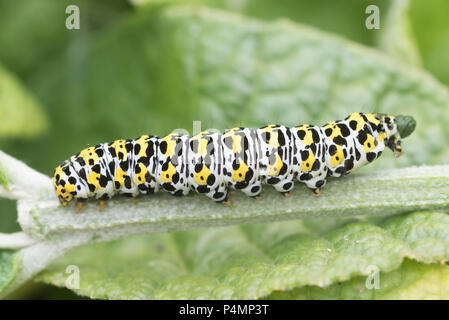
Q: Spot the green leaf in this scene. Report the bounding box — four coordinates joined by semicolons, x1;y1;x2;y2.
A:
132;0;389;46
385;211;449;264
0;250;21;293
267;259;449;299
0;64;48;139
377;0;421;66
35;212;449;299
0;0;130;78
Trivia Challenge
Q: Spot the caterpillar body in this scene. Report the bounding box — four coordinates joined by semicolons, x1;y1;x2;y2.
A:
53;112;408;210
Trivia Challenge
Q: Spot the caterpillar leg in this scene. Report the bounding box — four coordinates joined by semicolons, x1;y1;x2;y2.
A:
222;197;232;206
302;178;326;197
252;194;263;200
76;201;84;214
99;200;106;212
130;197;137;205
282;192;292;198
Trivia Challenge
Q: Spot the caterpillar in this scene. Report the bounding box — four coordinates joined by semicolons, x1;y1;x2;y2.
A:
53;112;415;212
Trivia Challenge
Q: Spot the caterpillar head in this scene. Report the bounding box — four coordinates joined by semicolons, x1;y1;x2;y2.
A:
53;162;77;205
381;114;416;158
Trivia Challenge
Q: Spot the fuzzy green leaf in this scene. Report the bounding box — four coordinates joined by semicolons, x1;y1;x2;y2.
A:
0;250;21;293
34;212;449;299
267;259;449;300
385;211;449;263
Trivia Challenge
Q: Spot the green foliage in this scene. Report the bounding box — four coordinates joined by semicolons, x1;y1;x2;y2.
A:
37;212;449;299
385;211;449;263
0;0;448;300
0;0;130;78
409;0;449;86
267;260;449;299
0;250;21;293
0;64;48;139
27;4;449;175
133;0;389;46
377;0;421;66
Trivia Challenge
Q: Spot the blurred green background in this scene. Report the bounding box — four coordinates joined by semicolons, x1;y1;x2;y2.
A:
1;0;448;299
